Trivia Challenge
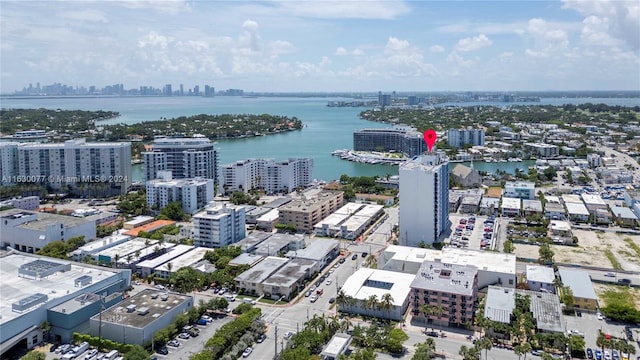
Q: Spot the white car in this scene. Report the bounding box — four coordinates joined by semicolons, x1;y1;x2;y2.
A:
326;279;332;285
242;347;253;358
284;331;293;339
597;313;605;320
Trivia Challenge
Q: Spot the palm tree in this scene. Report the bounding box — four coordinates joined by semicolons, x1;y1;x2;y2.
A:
476;336;493;360
338;318;352;333
423;304;446;325
515;342;532;360
336;290;348;313
327;314;341;334
366;295;379;316
114;253;120;268
380;293;394;320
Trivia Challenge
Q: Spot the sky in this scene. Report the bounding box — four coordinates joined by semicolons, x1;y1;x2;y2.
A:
1;0;639;93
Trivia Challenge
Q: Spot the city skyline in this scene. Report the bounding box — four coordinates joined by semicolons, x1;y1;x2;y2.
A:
1;1;639;94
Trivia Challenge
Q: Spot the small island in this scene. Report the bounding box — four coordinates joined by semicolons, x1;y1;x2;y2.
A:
0;109;304;141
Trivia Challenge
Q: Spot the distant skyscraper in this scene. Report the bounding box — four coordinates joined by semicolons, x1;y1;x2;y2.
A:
163;84;172;96
378;93;391;107
179;84;184;96
193;85;200;96
143;137;218;183
399;152;450;246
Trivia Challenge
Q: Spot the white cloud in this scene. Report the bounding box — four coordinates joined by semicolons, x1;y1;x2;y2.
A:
385;37;411;53
580;15;620;47
335;46;364;56
138;31;172;50
275;1;410;20
446;52;474;67
335;47;348;56
429;45;445;53
454;34;492;52
563;0;639;50
60;10;108;23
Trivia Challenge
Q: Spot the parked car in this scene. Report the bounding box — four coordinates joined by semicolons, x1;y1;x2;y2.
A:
167;340;181;347
339;258;346;264
256;334;267;343
50;344;59;353
604;272;616;277
284;331;293;339
532;349;543;356
329;297;335;304
156;347;168;355
178;333;190;339
305;290;312;297
587;348;594;359
310;295;318;303
361;252;368;258
86;349;99;360
352;254;358;260
196;318;208;326
326;279;332;285
242;347;253;358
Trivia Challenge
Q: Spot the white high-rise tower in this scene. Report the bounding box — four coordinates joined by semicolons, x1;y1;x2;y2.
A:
399;151;450;247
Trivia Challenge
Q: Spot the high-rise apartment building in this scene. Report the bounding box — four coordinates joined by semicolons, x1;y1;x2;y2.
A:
353;126;426;157
399;152;449;246
3;139;131;196
143;137;218;183
378;93;392;107
193;204;246;248
219;158;313;195
146;171;214;214
447;128;485;148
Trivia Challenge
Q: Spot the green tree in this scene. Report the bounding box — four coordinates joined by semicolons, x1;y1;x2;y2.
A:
538;243;554;265
158;201;188;221
123;345;149;360
412;338;436;360
459;345;480;360
20;351;46;360
514;342;532;360
560;286;575;308
476;337;493;360
36;241;69;259
503;239;515;253
170;267;202;293
569;335;586;358
339;348;377;360
385;328;409;354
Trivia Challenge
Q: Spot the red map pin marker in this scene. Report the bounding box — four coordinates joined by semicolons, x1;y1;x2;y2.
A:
423;129;437;152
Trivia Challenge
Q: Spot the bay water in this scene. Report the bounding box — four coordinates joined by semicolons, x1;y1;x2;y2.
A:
2;96;637;182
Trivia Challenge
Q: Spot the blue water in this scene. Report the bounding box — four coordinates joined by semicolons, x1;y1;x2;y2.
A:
2;96;637;181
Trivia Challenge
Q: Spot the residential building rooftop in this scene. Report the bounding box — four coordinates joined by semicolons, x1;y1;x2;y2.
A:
340;268;415;306
234;256;289;284
411;260;478;296
526;265;556;284
558;269;598;300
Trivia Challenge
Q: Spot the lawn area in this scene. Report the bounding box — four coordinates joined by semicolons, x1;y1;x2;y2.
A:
594;283;640;309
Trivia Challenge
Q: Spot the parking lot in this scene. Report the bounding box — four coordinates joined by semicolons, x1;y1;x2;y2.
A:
564;312;640;358
447;214;497;251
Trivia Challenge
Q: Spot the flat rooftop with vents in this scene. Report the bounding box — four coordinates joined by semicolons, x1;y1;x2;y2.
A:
89;289;192;345
0;252;130;355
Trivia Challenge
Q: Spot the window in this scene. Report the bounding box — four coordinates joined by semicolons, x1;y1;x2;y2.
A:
508;279;514;285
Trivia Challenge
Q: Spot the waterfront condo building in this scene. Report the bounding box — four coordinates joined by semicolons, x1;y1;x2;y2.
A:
145;171;214;214
278;190;344;233
399;152;449;246
410;259;478;327
447;128;485;148
193;203;246;248
143;137;218;183
219;158;313;195
5;139;131;196
353;126;426;157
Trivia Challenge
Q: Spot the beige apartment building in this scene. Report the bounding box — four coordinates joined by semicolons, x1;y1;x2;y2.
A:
278;190;344;232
